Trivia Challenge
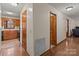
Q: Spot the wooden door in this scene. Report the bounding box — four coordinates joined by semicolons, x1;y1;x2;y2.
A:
66;19;69;37
22;11;27;51
50;15;57;46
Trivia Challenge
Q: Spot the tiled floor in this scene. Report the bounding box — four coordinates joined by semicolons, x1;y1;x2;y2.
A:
0;39;28;56
42;37;79;56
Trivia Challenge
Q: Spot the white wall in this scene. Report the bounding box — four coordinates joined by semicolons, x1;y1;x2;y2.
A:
33;3;75;55
33;4;50;55
74;20;79;27
26;4;34;56
20;4;34;56
69;19;79;35
69;18;75;36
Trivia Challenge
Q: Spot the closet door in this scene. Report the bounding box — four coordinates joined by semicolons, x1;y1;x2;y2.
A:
50;15;57;46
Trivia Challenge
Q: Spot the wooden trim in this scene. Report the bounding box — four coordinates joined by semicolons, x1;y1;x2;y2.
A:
50;11;56;16
40;49;51;56
22;9;27;52
40;38;67;56
57;38;66;46
26;51;30;56
2;31;3;41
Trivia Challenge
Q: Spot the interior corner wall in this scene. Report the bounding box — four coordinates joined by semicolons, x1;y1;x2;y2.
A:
20;4;34;56
33;3;69;55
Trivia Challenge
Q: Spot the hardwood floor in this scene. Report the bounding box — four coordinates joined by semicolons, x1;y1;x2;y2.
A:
42;37;79;56
0;39;29;56
1;37;79;56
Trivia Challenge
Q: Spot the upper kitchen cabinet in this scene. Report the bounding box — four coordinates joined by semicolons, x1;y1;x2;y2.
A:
1;17;20;29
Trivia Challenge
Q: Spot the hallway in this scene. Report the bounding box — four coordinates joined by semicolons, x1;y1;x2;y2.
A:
42;37;79;56
0;39;28;56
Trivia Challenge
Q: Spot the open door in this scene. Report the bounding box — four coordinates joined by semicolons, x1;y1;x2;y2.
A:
50;12;57;47
22;10;27;51
66;19;69;37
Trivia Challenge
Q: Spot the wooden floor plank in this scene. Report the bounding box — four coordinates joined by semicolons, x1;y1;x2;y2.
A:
0;39;29;56
42;37;79;56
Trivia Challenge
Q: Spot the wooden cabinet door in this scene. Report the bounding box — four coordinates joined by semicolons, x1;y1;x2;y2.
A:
50;15;57;46
15;20;20;26
3;30;18;41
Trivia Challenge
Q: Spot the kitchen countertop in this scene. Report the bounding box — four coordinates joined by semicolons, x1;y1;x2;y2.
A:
1;29;20;31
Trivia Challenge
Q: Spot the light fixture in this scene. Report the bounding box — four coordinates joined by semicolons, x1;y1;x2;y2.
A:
66;6;73;11
29;8;32;12
6;11;13;15
11;3;18;6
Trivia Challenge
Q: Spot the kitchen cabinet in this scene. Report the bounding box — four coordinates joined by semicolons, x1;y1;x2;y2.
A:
2;29;19;41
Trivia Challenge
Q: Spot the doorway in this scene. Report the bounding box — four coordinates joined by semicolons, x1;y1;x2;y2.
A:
66;19;69;37
0;3;28;56
50;12;57;48
22;10;27;51
1;3;20;42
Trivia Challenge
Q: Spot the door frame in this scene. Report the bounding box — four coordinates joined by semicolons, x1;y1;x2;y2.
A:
20;6;27;51
66;19;69;37
50;11;57;48
22;10;27;51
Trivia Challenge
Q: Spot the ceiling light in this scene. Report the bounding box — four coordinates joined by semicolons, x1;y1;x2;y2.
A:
6;12;13;15
11;3;18;6
29;8;32;12
66;6;73;11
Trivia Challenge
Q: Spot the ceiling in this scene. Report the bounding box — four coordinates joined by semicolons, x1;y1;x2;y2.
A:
1;3;79;20
49;3;79;20
0;3;25;18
